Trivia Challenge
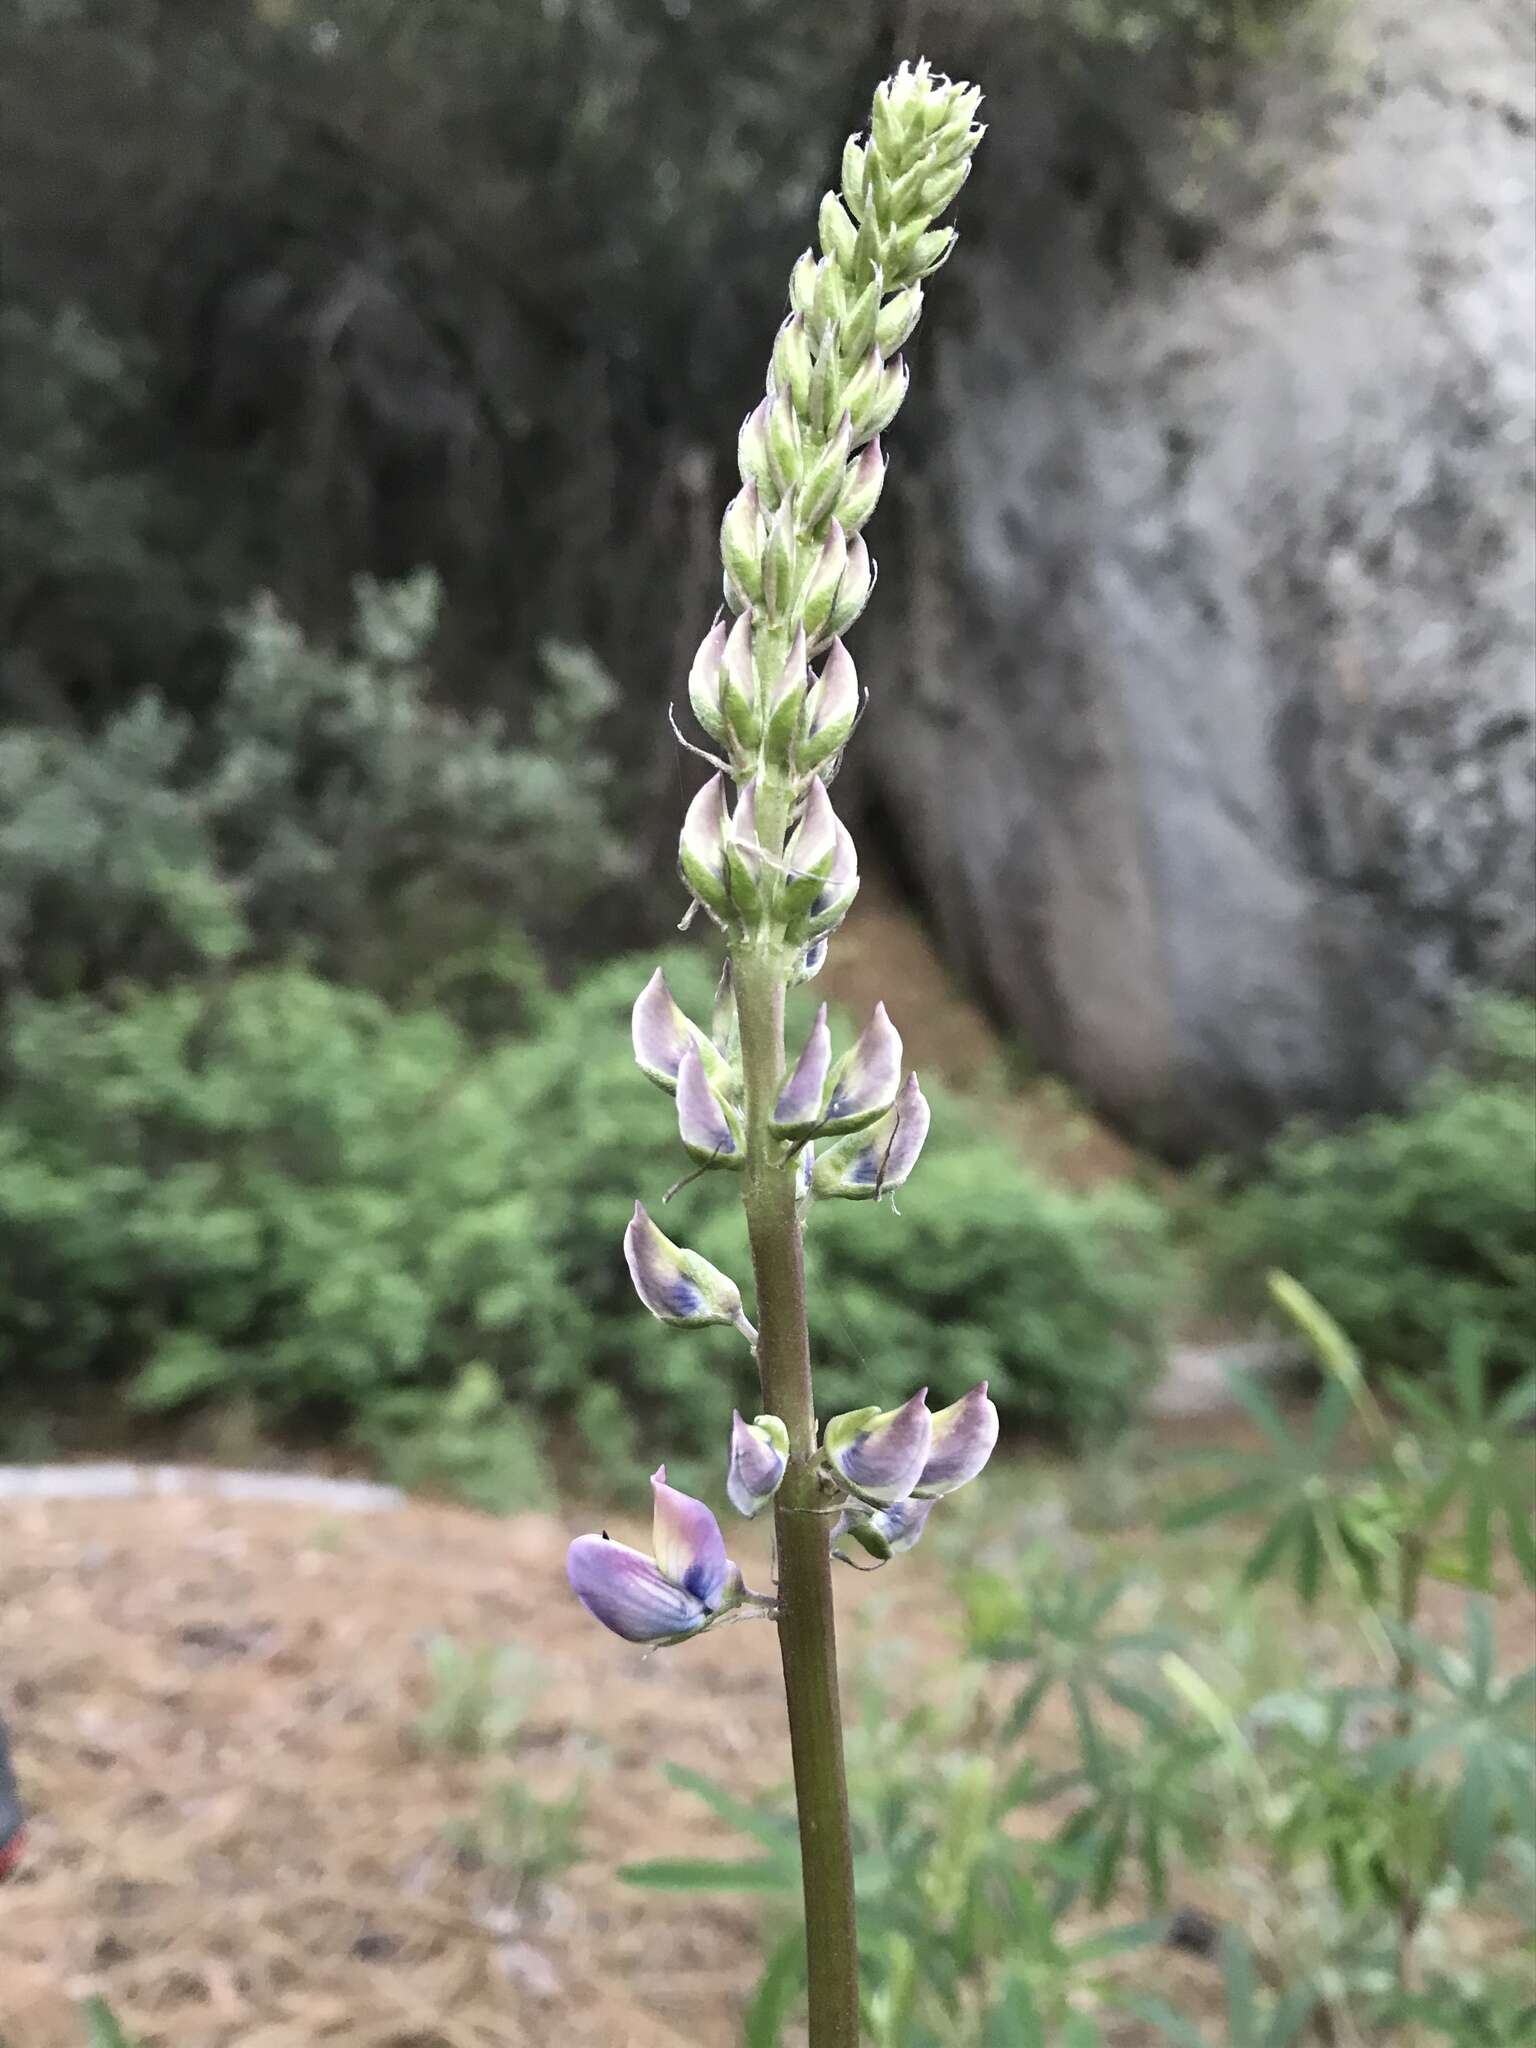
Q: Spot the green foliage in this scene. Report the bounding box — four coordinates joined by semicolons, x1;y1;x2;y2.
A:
357;1363;553;1515
497;950;1177;1462
412;1637;540;1758
76;2001;142;2048
1200;1000;1536;1383
444;1777;587;1900
0;572;618;1003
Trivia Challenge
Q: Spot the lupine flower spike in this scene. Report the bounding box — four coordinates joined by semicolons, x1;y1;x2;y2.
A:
567;57;987;2046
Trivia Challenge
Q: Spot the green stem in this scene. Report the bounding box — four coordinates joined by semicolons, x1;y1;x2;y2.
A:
734;935;860;2048
1391;1533;1426;2031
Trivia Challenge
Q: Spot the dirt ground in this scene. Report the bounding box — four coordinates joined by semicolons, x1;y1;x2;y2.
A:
2;1459;1529;2048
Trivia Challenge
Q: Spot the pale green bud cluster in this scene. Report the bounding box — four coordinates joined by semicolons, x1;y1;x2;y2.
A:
680;58;985;958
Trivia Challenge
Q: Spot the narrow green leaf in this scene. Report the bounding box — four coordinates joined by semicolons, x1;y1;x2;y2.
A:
1164;1477;1279;1533
1450;1746;1495;1892
1295;1513;1323;1606
1006;1669;1052;1739
618;1857;792;1892
744;1929;805;2048
1220;1932;1258;2048
663;1764;796;1858
984;1974;1045;2048
1500;1470;1536;1586
1263;1982;1320;2048
1115;1994;1210;2048
1241;1507;1299;1589
1227;1370;1301;1455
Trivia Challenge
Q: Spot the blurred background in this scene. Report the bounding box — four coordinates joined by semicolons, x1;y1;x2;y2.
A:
0;2;1532;2044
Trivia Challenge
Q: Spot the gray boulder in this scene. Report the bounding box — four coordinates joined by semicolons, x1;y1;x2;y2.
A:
862;0;1535;1154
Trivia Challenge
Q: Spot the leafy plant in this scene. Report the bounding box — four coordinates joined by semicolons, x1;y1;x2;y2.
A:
1121;1929;1317;2048
411;1637;540;1758
445;1777;587;1901
356;1362;553;1514
1200;999;1536;1385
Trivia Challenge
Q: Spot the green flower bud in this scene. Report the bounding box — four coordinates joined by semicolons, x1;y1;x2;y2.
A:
721;481;765;609
833;436;886;536
818;190;858;272
788;249;818;320
837;346;885;434
678;771;732;918
799;638;859;770
811;256;848;343
737;397;775;506
764;626;810;769
766;388;803;494
800;521;848;647
875;285;923;359
687;616;730;746
761;493;799;620
772;315;813;418
725;778;767;922
840;272;883;364
840;134;868;218
824;533;874;641
780;777;840;918
922;157;972;216
852;356;907;447
798;410;854;533
720;612;761;750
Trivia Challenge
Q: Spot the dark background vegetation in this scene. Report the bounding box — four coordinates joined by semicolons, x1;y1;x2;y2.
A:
0;0;1531;1475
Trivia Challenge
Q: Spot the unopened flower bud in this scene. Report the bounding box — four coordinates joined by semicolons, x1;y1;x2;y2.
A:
824;1389;932;1505
772;1003;833;1138
737;397;775;505
761;492;799;619
771;314;813;418
906;226;956;279
840;134;868;217
727;1411;789;1517
798;412;854;533
801;521;848;645
811;255;847;343
624;1203;754;1337
676;1043;742;1166
678;771;732;917
568;1470;745;1644
788;250;819;320
725;778;767;921
852;355;907;446
923;156;972;216
687;616;730;746
718;612;761;749
632;966;728;1094
800;638;860;770
834;437;886;537
813;1071;929;1200
825;533;874;640
721;482;765;609
764;626;810;766
792;935;829;984
833;1495;935;1562
821;1002;902;1135
781;777;840;917
837;347;885;434
875;284;923;359
840;273;883;365
913;1383;999;1498
766;387;803;494
802;811;859;940
818;190;857;272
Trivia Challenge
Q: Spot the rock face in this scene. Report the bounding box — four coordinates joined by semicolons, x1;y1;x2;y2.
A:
863;0;1535;1155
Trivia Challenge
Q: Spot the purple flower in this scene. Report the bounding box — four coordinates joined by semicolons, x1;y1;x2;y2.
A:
772;1004;833;1137
804;810;859;940
913;1383;999;1498
678;772;732;918
812;1072;930;1201
823;1389;933;1505
727;1411;790;1518
822;1002;902;1133
631;968;723;1095
833;1495;936;1563
568;1468;743;1644
623;1203;755;1339
676;1043;742;1165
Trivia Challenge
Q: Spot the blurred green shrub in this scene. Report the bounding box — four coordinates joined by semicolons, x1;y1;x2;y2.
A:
0;571;618;1004
0;953;1174;1463
1198;1000;1536;1381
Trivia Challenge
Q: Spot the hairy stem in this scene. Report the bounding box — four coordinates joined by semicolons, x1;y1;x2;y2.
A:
734;936;859;2048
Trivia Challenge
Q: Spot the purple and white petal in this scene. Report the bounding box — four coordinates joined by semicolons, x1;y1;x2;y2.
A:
805;813;859;938
823;1002;902;1129
824;1389;933;1505
567;1534;708;1643
623;1203;747;1330
727;1411;790;1518
868;1496;936;1554
632;969;702;1093
773;1005;832;1134
687;616;730;744
914;1383;999;1497
650;1467;732;1609
676;1044;739;1163
678;771;732;914
812;1073;929;1201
